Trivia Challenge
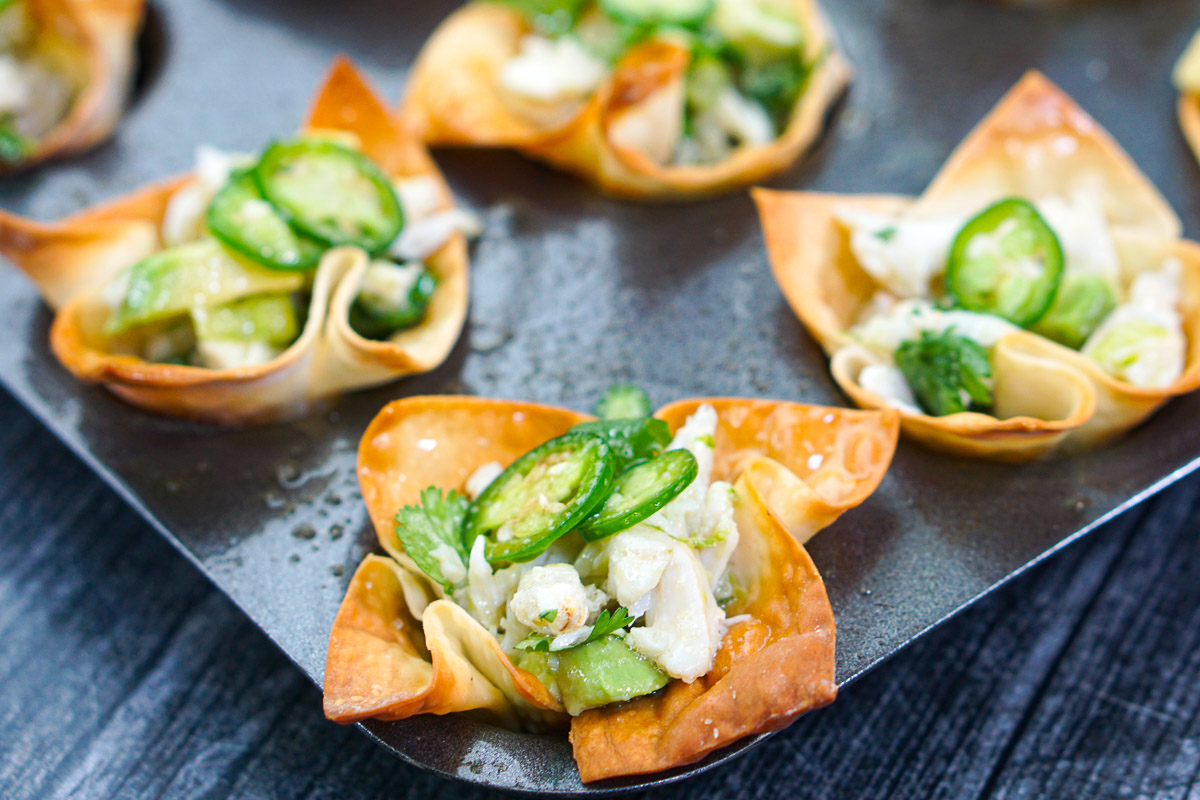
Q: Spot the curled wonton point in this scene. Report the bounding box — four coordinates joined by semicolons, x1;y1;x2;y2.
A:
323;555;563;728
656;397;899;543
0;57;469;423
831;337;1095;461
400;0;850;200
755;72;1200;460
1;0;145;174
569;472;836;783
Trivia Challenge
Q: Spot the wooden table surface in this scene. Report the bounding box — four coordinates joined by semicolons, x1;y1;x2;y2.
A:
2;386;1198;799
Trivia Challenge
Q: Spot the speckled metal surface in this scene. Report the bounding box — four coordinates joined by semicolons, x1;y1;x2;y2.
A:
1;0;1199;794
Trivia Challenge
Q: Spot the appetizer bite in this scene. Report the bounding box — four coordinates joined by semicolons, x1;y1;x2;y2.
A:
756;71;1200;461
0;58;472;423
401;0;850;200
323;386;899;782
0;0;143;172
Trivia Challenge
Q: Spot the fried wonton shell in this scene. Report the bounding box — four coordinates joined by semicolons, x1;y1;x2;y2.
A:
755;72;1200;461
0;58;469;423
400;0;850;200
569;470;835;782
3;0;144;174
329;395;899;781
656;397;898;543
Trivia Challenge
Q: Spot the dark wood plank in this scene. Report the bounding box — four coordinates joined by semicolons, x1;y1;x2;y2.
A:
2;386;1199;800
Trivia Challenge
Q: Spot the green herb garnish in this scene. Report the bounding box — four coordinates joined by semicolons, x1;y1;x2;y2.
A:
894;328;994;417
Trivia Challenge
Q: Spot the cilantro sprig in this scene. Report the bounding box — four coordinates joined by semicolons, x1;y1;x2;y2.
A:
515;606;635;652
393;488;469;590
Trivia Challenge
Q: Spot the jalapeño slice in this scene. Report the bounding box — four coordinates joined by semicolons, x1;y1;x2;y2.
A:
207;170;324;271
577;448;698;541
945;198;1064;328
568;417;671;473
593;383;653;420
464;432;615;564
253;138;404;253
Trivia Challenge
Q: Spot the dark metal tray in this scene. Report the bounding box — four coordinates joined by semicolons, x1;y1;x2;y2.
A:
2;0;1200;794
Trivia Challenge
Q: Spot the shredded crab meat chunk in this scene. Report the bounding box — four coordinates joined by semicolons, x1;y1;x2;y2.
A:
624;539;724;682
510;564;607;650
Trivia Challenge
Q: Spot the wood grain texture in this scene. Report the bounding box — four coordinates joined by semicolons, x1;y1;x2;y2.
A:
0;387;1198;799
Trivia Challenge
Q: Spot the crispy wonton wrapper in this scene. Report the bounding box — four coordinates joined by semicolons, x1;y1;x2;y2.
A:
3;0;144;173
755;71;1200;461
400;0;850;200
325;395;898;782
1176;32;1200;170
0;58;469;423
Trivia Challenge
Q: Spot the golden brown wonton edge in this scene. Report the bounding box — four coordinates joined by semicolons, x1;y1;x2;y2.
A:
325;395;899;782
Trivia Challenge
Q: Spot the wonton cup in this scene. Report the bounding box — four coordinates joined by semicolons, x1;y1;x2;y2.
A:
400;0;850;201
0;58;469;424
326;395;899;783
3;0;144;173
755;71;1200;462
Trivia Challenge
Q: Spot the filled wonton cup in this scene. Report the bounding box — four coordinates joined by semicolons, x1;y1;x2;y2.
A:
326;395;899;782
400;0;850;201
0;58;469;424
755;71;1200;461
2;0;144;173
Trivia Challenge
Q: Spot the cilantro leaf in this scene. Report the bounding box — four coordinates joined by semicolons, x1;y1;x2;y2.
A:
894;328;994;417
580;607;634;647
515;633;552;652
393;487;469;590
513;606;636;653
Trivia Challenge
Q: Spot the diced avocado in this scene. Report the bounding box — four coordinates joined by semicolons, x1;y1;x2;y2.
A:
1084;316;1171;380
554;635;668;715
513;649;563;702
192;293;300;348
104;239;305;336
1031;274;1118;350
710;0;802;60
